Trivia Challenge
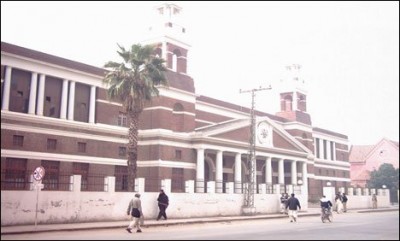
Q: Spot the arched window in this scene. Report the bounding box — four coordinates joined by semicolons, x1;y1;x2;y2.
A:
172;49;181;72
154;47;162;58
284;95;293;111
172;103;184;132
173;103;184;112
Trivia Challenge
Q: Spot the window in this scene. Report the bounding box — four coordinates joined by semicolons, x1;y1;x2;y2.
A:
173;103;184;112
41;160;60;190
13;135;24;147
285;96;292;111
323;140;327;159
330;141;335;160
47;139;57;150
78;142;86;153
175;150;182;160
172;168;184;192
115;165;129;192
73;162;89;191
118;112;127;127
119;147;127;157
315;138;320;158
1;158;28;190
172;54;178;71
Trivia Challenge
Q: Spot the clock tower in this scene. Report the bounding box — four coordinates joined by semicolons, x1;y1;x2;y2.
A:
276;64;311;125
141;3;190;74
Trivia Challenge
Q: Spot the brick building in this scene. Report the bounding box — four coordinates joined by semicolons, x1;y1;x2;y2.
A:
1;3;350;202
349;138;399;188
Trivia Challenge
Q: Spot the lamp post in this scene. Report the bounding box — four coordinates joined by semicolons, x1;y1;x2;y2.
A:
326;181;332;187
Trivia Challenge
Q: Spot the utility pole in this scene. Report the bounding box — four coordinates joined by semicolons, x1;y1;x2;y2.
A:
239;85;271;215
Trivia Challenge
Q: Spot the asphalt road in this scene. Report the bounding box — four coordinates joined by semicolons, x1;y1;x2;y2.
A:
1;211;398;240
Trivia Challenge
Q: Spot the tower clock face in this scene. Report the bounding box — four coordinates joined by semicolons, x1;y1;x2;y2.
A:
257;122;269;144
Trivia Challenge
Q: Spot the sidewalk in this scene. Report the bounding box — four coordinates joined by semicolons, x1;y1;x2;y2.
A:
1;207;398;235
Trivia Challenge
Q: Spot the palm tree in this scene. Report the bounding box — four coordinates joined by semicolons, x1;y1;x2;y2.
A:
103;43;168;191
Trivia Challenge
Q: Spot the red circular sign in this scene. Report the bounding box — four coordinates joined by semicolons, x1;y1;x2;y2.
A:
33;166;45;181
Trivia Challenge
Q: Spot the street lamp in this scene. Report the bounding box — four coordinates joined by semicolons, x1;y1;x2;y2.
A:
326;181;332;186
297;179;303;185
382;185;387;189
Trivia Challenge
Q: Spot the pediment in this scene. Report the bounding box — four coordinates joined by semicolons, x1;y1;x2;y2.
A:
195;117;312;154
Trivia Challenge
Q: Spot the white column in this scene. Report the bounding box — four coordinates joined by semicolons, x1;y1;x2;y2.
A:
89;85;96;123
36;74;45;116
293;91;298;111
1;66;12;110
60;79;68;119
265;156;272;185
302;162;307;184
215;150;223;193
332;142;336;161
253;158;257;188
314;138;317;156
278;158;284;185
162;41;167;64
196;148;205;193
302;162;308;192
28;72;38;114
234;153;242;193
291;160;297;185
185;180;194;193
68;81;75;120
318;138;324;159
327;140;331;160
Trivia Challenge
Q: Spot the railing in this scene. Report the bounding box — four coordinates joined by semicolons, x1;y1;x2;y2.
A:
1;170;31;190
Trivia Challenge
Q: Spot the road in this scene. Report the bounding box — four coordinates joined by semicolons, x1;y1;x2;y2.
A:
2;211;398;240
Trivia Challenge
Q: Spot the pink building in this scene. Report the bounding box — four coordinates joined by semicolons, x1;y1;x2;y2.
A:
349;138;399;188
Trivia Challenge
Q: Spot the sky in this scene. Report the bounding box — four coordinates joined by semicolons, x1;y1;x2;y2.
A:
1;1;399;145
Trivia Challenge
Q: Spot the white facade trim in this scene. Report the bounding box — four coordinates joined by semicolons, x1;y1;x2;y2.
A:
139;160;196;169
281;122;313;132
96;99;122;107
1;149;126;165
313;132;348;145
315;159;351;167
312;175;351;182
196;101;249;119
158;86;196;103
1;53;104;87
2;123;127;144
314;164;350;171
1;111;128;136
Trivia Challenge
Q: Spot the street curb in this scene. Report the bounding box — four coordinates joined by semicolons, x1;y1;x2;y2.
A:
1;213;320;235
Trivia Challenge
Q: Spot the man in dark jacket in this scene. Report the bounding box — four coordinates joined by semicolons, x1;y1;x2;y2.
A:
320;195;333;218
285;193;301;222
342;194;348;212
156;189;169;220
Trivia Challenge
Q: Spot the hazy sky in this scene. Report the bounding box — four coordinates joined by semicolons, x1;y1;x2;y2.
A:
2;1;399;145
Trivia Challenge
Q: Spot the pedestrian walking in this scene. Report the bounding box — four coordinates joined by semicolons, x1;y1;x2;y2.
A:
156;189;169;221
126;193;143;233
372;194;378;209
335;192;343;213
280;193;288;214
285;193;301;222
342;193;348;212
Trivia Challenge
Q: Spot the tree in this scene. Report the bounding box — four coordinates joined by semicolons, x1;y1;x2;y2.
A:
103;44;168;191
367;163;399;190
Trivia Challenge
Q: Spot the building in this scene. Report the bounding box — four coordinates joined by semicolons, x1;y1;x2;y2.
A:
1;3;350;205
349;137;399;188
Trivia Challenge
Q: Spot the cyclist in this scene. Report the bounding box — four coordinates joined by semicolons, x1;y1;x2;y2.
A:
320;195;333;218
